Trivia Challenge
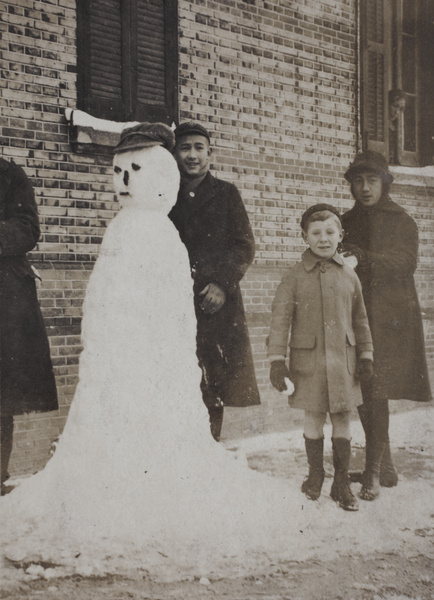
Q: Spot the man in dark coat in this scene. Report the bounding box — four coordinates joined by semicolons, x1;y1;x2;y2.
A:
169;122;260;441
0;157;58;495
341;150;432;501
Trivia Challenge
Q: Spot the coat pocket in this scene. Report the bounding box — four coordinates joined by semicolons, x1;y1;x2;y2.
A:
289;333;316;376
345;331;357;375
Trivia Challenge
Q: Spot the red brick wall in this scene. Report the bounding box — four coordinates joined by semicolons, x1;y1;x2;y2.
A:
1;0;433;472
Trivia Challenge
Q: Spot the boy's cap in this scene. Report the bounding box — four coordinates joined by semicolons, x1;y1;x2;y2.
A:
114;122;175;154
174;121;211;143
344;150;394;183
300;203;342;231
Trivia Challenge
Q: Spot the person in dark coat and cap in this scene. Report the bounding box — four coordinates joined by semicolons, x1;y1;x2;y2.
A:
341;150;432;501
169;122;260;441
0;157;58;495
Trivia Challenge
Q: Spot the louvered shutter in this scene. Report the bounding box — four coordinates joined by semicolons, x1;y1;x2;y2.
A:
361;0;392;156
135;1;166;119
77;0;178;123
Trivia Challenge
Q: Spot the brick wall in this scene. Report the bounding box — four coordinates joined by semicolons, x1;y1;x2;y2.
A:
1;0;433;473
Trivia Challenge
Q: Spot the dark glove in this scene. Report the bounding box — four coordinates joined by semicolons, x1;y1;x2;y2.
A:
340;243;368;266
270;360;290;392
357;358;374;383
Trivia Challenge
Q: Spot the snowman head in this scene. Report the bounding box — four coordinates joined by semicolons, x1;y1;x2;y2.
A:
113;146;180;212
113;122;179;212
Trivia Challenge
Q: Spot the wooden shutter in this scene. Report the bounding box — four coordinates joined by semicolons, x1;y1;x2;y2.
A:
361;0;393;156
134;0;177;122
77;0;178;123
413;0;434;165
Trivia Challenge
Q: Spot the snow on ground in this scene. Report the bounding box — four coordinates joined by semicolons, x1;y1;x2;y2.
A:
1;404;433;587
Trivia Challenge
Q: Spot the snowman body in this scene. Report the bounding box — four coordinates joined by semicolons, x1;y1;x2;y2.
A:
0;144;307;581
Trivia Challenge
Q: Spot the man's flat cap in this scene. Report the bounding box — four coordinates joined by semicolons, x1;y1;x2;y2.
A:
174;121;211;143
114;122;175;154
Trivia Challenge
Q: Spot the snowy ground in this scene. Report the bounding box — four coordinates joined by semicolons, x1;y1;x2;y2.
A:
1;401;433;600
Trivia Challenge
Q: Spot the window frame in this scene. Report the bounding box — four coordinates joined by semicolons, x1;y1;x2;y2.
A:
360;0;434;166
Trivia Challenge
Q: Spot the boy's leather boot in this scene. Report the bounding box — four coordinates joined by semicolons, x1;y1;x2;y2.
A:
301;436;325;501
360;440;386;500
380;441;398;487
331;438;359;511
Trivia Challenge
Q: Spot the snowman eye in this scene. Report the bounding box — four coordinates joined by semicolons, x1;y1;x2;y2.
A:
114;166;122;174
132;163;141;171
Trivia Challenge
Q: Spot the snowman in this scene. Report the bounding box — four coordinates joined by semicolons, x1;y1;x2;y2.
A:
0;123;315;582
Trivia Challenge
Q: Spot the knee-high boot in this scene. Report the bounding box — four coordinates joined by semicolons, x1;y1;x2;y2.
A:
301;436;325;500
330;438;359;511
360;440;386;501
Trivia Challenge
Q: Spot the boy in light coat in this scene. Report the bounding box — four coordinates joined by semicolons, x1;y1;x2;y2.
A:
268;204;373;511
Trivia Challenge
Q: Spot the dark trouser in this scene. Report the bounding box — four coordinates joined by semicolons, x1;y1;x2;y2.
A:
357;380;397;494
207;405;224;442
359;379;390;443
1;415;14;484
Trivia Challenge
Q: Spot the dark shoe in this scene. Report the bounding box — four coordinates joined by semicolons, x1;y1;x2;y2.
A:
302;437;325;501
380;442;398;487
330;479;359;511
360;441;386;501
1;482;13;496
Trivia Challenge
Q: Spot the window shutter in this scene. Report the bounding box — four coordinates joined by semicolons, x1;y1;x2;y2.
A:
77;0;178;123
77;0;125;120
418;0;434;165
361;0;392;156
137;2;166;105
132;0;176;122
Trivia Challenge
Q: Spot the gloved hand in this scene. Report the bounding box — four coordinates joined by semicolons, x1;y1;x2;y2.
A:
357;358;374;383
199;283;226;315
270;360;290;392
340;243;368;266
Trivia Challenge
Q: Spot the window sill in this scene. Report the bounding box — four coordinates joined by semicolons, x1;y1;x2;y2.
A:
390;165;434;188
64;109;139;155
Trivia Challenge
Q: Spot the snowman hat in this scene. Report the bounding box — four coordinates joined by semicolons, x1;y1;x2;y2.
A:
114;122;175;154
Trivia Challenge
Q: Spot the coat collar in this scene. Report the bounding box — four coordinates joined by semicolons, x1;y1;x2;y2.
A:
346;197;406;218
302;248;344;271
177;171;217;214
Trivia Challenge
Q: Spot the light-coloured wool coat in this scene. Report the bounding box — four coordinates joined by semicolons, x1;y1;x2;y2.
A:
268;249;373;413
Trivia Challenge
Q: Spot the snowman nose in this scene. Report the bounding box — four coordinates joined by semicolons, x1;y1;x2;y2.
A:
123;171;129;186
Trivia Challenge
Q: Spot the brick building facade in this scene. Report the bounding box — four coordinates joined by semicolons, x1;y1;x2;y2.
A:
1;0;433;476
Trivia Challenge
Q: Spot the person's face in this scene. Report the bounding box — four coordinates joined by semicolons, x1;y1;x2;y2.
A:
389;97;406;121
173;134;211;179
302;217;343;259
351;171;383;207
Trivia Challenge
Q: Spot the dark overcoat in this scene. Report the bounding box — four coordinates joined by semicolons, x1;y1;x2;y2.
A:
342;198;432;403
0;158;58;416
169;172;260;408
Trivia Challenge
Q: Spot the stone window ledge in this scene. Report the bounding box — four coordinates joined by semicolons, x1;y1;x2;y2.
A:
390;165;434;188
64;108;139;154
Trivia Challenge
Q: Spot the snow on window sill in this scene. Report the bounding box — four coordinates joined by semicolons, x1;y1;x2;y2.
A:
64;108;139;154
390;165;434;188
